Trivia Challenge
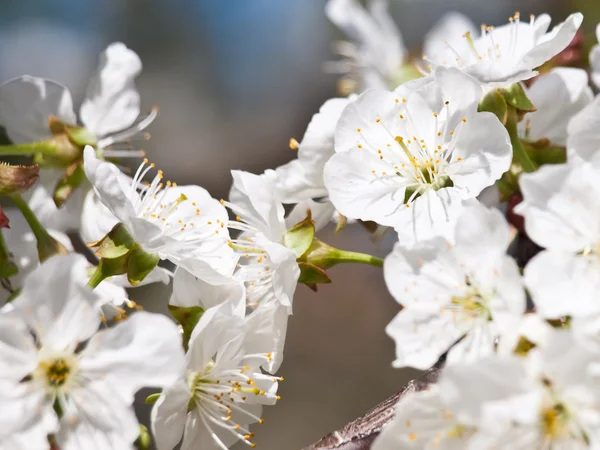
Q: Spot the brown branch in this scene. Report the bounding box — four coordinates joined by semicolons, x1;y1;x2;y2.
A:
301;368;440;450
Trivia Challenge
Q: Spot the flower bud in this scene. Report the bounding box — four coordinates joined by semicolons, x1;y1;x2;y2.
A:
0;163;39;196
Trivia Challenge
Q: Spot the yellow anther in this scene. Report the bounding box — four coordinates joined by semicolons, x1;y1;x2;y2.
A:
289;138;299;150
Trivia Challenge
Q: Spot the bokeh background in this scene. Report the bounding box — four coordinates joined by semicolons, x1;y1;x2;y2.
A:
0;0;596;448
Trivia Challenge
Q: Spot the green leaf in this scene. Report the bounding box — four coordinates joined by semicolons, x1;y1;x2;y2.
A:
500;84;536;113
53;162;86;208
297;262;332;286
127;244;160;286
283;209;315;258
168;305;205;351
478;89;508;125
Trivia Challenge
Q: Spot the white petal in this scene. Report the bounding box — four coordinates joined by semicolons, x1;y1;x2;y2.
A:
170;267;246;317
151;381;190;450
82;147;137;225
447;112;512;198
423;12;478;67
0;75;75;143
244;301;289;373
179;408;233;450
568;95;600;161
12;254;102;349
56;382;139;450
79;42;142;136
520;68;592;146
79;312;185;402
0;316;37;382
525;250;600;318
285;199;336;232
229;170;286;240
0;383;52;440
591;25;600;89
79;189;119;245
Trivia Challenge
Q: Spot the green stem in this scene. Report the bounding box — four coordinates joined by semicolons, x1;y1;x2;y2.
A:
87;265;106;288
330;250;384;268
0;141;58;156
506;107;537;173
9;194;68;262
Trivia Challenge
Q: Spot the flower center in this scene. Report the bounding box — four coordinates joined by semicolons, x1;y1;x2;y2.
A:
36;355;78;390
541;402;569;439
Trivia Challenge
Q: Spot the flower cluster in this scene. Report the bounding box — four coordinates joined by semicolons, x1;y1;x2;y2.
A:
0;1;599;449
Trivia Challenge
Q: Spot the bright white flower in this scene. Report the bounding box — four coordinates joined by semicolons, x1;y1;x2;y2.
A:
591;24;600;88
151;302;282;450
384;204;525;370
373;385;475;450
83;147;237;280
273;97;352;230
0;254;185;450
516;155;600;318
325;0;405;91
519;68;592;146
422;12;583;87
0;43;154;232
438;331;600;449
568;94;600;161
223;170;301;372
324;67;511;242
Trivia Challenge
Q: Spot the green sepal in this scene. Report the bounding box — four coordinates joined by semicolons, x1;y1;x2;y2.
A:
53;162;86;208
500;84;536;113
282;209;315;258
134;425;151;450
127;244;160;286
297;262;332;287
335;213;347;234
65;126;98;147
478;89;508;125
88;255;129;288
95;223;136;259
5;288;21;304
0;163;40;196
145;393;161;404
168;305;205;351
521;139;567;166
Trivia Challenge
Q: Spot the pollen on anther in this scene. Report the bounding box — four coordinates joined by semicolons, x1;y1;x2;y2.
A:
376;118;381;123
457;157;463;161
462;118;467;123
399;114;404;119
356;127;361;132
358;144;363;148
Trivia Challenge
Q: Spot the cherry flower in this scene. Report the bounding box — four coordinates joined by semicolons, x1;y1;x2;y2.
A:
519;68;592;146
326;0;476;92
0;254;185;450
151;302;282;450
567;94;600;162
324;67;511;242
83;147;237;280
516;154;600;318
384;204;525;369
222;170;300;372
422;12;583;87
437;332;600;449
0;43;155;232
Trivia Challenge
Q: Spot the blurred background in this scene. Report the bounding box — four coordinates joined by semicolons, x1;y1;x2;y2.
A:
0;0;595;448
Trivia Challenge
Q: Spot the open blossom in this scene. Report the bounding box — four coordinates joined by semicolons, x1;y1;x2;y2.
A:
591;24;600;88
384;204;525;369
519;68;592;146
324;67;511;242
83;147;237;280
422;12;583;87
0;254;185;450
152;302;282;450
326;0;476;92
516;154;600;318
223;170;300;372
373;385;475;450
0;42;155;232
437;331;600;449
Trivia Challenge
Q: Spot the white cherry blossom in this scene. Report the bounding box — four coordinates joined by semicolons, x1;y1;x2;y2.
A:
83;147;237;280
567;94;600;161
384;204;525;370
516;154;600;318
519;67;592;146
151;302;281;450
422;12;583;87
324;67;511;242
0;254;185;450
